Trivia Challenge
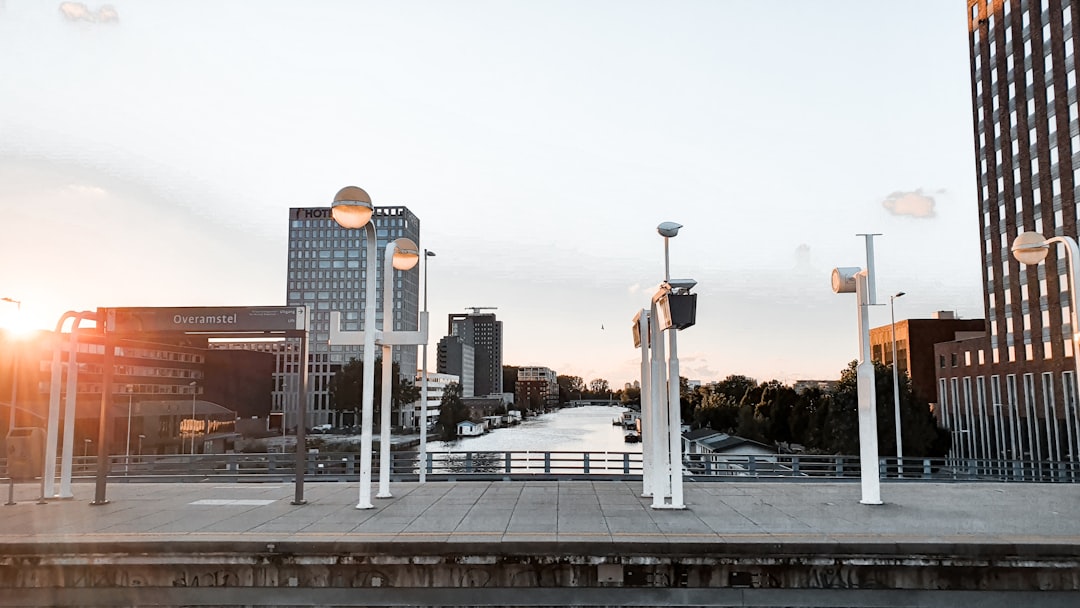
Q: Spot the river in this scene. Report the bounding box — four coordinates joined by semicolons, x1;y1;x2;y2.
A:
427;405;640;453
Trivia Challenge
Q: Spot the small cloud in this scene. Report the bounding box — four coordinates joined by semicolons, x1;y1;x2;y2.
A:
59;2;117;23
881;189;937;219
62;184;109;198
628;283;641;294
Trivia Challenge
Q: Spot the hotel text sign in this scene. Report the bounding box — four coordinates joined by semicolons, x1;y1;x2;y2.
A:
103;306;307;334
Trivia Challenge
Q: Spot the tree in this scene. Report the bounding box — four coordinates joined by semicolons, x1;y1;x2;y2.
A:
558;375;585;403
328;357;421;428
588;378;610;396
714;374;758;403
826;360;948;457
435;382;469;441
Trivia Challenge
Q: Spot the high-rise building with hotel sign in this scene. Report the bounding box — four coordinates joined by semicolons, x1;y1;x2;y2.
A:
936;1;1080;466
285;206;421;427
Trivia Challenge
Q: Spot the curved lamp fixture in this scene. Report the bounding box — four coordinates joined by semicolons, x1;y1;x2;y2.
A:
392;238;420;271
331;186;374;229
1011;231;1051;265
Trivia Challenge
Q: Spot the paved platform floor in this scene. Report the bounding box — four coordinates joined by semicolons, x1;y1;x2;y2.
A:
2;479;1078;552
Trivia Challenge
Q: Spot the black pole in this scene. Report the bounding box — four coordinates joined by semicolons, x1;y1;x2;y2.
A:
91;316;113;506
292;311;309;505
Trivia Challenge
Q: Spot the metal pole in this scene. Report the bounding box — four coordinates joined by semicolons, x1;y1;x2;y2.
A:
292;315;309;505
4;298;19;433
856;271;882;505
190;384;197;455
125;388;133;474
666;321;684;509
44;312;77;498
891;294;904;468
59;321;85;498
419;249;433;484
637;310;652;497
649;297;669;508
377;241;397;499
1057;236;1080;467
357;222;378;509
91;327;114;506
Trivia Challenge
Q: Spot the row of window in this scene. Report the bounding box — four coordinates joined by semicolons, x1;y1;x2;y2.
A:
939;370;1079;461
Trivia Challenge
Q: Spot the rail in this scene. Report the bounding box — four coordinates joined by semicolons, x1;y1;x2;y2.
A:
5;452;1080;483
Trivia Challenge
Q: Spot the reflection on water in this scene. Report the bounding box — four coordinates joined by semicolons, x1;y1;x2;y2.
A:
428;405;640;453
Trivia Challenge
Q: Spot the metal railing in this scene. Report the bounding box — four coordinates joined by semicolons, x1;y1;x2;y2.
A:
5;452;1080;483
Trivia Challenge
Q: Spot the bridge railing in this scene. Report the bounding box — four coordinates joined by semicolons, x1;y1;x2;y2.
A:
6;452;1080;483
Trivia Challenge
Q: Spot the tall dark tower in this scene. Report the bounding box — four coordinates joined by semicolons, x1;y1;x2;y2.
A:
448;309;503;397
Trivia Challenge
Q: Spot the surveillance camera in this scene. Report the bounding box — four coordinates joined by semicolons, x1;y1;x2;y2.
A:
657;222;682;238
667;278;697;291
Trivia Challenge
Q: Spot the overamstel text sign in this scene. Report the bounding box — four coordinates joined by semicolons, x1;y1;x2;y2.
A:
103;306;307;335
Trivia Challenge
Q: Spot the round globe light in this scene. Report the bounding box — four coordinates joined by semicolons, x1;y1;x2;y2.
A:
331;186;374;229
392;238;420;271
1012;231;1050;266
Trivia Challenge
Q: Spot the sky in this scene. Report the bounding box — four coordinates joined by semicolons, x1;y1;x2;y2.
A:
0;1;984;389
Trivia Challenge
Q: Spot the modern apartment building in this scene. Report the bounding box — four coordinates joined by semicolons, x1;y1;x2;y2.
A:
937;1;1080;463
286;206;421;427
515;366;558;410
446;310;503;397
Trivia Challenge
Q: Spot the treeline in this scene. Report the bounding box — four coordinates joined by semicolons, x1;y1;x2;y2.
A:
677;362;952;457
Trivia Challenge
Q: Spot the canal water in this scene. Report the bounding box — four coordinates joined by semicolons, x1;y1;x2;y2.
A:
427;405;640;454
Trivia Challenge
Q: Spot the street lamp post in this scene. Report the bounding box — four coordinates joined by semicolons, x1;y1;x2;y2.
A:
1012;231;1080;463
189;381;197;455
419;249;435;484
125;385;134;472
2;297;21;433
83;438;91;458
328;186;387;509
831;266;882;505
376;237;420;498
890;291;906;470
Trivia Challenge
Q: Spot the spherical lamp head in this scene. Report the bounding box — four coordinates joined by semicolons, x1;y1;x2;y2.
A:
331;186;374;229
392;238;420;271
657;222;683;238
1012;231;1050;266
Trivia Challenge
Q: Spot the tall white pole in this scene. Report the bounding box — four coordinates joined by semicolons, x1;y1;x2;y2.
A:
377;241;398;498
357;223;378;509
1057;237;1080;464
44;312;76;498
58;323;83;498
891;295;903;467
3;298;19;433
666;324;685;509
637;310;652;497
649;298;669;508
190;385;197;455
855;270;882;505
419;249;433;484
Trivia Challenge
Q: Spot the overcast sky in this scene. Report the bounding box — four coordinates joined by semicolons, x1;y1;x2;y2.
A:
0;1;983;388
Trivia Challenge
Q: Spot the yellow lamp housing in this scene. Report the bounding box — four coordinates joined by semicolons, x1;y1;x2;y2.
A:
331;186;374;229
392;238;420;271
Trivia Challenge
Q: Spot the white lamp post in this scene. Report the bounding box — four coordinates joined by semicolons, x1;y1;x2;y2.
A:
330;187;427;508
419;249;435;484
377;237;420;498
188;381;197;455
330;186;380;510
2;297;20;433
890;291;905;469
831;266;882;505
1012;231;1080;460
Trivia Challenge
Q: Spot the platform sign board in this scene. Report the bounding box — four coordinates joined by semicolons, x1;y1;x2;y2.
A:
102;306;307;335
